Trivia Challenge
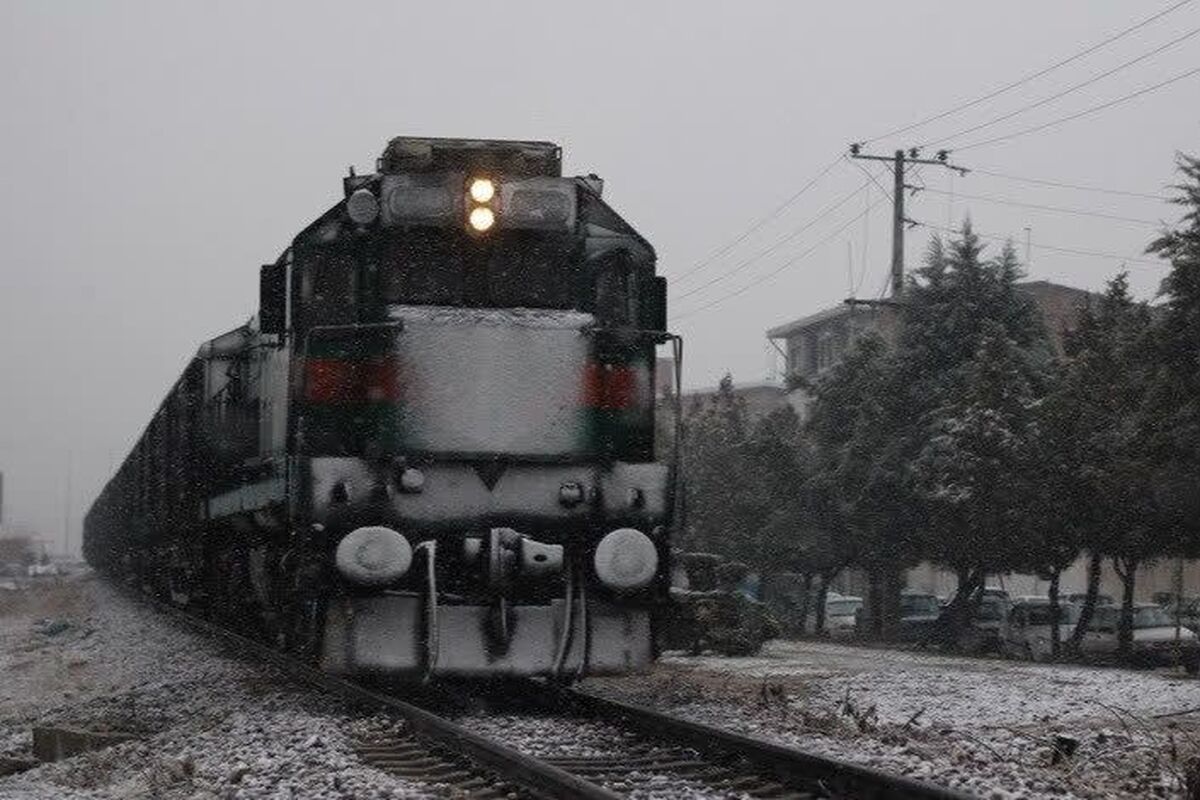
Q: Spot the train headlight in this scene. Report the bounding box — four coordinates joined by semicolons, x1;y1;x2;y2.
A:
593;528;658;591
468;177;496;204
346;188;379;225
468;206;495;232
335;526;412;586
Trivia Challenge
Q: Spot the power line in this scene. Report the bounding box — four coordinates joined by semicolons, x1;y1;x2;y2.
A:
953;66;1200;151
847;156;895;203
919;186;1163;226
970;167;1167;200
675;4;1191;296
919;24;1200;148
671;195;890;322
671;154;843;285
914;220;1167;267
862;0;1195;144
875;260;892;300
852;185;872;296
852;190;877;298
673;166;887;301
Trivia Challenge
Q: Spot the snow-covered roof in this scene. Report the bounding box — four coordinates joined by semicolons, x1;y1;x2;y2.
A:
765;304;855;339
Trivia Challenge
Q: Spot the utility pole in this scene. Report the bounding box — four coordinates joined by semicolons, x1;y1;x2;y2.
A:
890;150;905;298
847;145;969;302
842;145;968;641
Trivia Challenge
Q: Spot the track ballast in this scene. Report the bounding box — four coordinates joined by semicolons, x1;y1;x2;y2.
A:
123;584;975;800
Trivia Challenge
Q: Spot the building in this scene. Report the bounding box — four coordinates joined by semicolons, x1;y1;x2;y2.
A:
765;304;898;422
766;280;1096;422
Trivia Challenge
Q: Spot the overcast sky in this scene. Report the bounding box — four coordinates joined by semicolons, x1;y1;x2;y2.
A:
1;1;1197;553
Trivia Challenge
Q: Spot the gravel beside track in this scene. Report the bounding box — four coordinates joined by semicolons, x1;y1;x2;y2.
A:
106;582;967;799
582;641;1200;799
0;575;434;799
7;575;1161;798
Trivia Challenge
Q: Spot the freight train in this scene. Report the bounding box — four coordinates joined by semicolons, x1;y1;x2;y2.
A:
83;136;680;680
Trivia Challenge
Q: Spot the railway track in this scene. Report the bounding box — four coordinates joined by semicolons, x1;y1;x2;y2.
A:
124;585;974;799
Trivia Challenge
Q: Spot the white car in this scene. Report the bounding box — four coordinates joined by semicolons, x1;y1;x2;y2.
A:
1001;598;1079;661
824;595;862;638
1081;604;1200;673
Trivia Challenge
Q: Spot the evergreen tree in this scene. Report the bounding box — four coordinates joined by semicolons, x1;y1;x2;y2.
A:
1023;360;1088;656
896;227;1046;409
899;224;1050;634
1143;154;1200;555
1057;275;1158;655
910;320;1043;635
806;333;919;637
746;404;856;633
680;375;766;564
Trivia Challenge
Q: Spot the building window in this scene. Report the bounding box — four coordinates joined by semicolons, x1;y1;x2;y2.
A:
817;331;841;372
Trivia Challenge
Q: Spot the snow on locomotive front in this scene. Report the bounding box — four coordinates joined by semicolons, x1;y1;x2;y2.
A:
278;138;676;678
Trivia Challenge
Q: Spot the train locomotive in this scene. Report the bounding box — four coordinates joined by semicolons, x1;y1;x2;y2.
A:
83;136;680;680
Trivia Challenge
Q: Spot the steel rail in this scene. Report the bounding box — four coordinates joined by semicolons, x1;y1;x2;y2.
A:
558;686;976;800
120;586;619;800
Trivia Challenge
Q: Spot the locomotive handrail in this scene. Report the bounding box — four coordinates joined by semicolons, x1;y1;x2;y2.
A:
413;540;440;681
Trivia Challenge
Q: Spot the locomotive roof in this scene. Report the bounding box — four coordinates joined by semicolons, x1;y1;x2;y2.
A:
378;136;561;178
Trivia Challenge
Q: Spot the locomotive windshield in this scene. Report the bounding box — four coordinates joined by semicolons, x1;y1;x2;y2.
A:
375;230;583;310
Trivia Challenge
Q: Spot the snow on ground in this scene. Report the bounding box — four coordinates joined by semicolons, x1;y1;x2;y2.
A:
585;640;1200;799
0;575;432;800
7;576;1198;798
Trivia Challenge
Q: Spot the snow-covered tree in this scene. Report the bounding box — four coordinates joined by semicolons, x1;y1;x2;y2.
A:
806;332;920;637
1143;153;1200;557
898;226;1050;636
679;375;765;564
1023;360;1090;656
909;320;1044;635
1054;275;1158;655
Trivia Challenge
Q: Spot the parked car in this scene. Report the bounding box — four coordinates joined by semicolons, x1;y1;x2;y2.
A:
1081;604;1200;673
935;588;1010;651
962;594;1011;652
946;586;1010;605
1165;597;1200;632
823;595;863;638
1001;598;1080;661
1063;592;1114;606
897;592;943;642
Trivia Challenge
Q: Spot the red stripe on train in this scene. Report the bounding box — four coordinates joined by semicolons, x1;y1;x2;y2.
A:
582;361;639;410
305;358;404;403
